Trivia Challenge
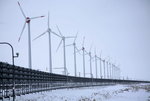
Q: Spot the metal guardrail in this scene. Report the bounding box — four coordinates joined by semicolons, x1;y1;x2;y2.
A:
0;62;149;100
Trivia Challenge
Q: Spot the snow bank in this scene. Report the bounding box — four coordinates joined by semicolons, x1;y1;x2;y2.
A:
4;83;150;101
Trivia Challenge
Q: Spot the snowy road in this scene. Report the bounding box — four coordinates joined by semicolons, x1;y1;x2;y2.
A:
4;83;150;101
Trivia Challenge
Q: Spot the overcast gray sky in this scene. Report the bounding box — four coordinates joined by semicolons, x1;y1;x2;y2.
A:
0;0;150;81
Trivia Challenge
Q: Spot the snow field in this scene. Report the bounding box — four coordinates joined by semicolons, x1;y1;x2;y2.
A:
4;83;150;101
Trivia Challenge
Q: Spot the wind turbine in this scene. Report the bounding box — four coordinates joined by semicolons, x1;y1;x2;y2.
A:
77;37;87;77
117;65;121;79
99;52;102;78
56;26;75;75
112;64;114;79
116;64;120;79
106;60;109;79
66;32;78;76
102;59;106;79
85;44;93;78
114;65;117;79
113;64;117;79
33;12;60;73
109;62;112;79
108;58;112;79
94;49;98;78
105;56;110;79
97;52;102;78
17;2;44;69
112;60;116;79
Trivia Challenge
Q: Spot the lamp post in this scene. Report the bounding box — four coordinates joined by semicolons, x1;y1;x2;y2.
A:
0;42;19;101
1;42;14;65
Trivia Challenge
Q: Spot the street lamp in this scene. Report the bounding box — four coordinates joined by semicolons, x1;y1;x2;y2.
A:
0;42;19;65
0;42;19;101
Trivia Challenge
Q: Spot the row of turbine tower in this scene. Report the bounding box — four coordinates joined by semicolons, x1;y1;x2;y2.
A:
17;2;121;79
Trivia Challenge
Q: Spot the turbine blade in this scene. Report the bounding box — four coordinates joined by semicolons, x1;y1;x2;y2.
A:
91;56;94;60
65;36;75;38
18;2;26;18
18;22;26;42
100;51;102;57
51;31;61;38
75;47;82;55
96;56;99;59
33;30;47;41
56;39;63;52
56;25;63;37
54;67;64;69
30;16;45;20
89;44;93;52
85;50;89;55
66;44;73;47
48;12;50;28
74;32;78;42
82;36;85;47
75;48;81;53
94;48;96;55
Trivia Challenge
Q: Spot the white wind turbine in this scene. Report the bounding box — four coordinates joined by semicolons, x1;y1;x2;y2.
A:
106;57;110;79
17;2;44;69
85;44;93;78
108;57;112;79
98;52;103;78
109;62;112;79
117;64;121;79
106;60;109;79
66;32;78;77
77;37;87;77
112;63;115;79
94;49;98;78
105;58;109;79
96;51;103;79
56;26;75;75
102;59;106;79
33;12;60;73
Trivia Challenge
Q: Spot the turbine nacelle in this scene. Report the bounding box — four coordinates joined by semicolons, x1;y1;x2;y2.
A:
89;52;91;55
82;47;85;50
26;17;30;23
62;36;65;40
48;28;51;32
73;43;76;46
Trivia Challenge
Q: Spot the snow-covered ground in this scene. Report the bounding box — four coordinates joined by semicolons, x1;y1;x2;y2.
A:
4;83;150;101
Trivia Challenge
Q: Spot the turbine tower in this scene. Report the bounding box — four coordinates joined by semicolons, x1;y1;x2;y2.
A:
77;37;86;77
96;52;103;78
106;60;109;79
85;44;93;78
102;59;106;79
94;49;98;78
56;26;75;75
33;12;60;73
18;2;44;69
112;64;114;79
109;62;111;79
99;52;102;78
66;32;78;76
106;57;110;79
